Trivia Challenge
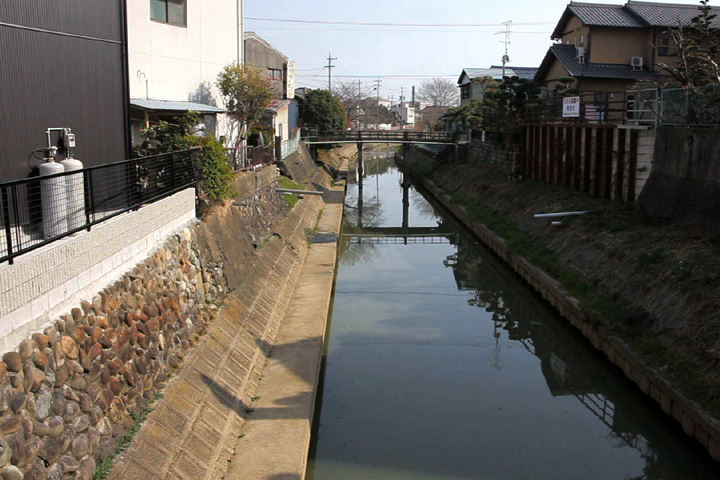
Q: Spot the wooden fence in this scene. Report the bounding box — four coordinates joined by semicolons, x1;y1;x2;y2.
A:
521;124;640;202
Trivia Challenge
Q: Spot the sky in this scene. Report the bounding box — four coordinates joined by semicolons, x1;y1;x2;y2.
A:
244;0;705;102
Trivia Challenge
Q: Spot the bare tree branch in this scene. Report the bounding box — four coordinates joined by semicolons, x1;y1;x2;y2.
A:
418;78;460;107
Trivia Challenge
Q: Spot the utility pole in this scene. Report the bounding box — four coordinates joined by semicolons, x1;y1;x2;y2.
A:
400;86;405;104
412;85;416;107
323;52;337;93
374;77;382;129
498;21;512;78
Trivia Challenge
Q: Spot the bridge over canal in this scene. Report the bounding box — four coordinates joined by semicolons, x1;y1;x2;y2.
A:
304;130;463;174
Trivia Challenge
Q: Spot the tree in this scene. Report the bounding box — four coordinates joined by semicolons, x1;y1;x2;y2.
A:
656;0;720;87
334;80;373;125
216;63;273;147
418;78;460;106
300;89;346;132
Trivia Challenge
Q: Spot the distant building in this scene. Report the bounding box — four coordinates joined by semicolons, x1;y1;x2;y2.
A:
391;102;416;128
244;32;296;141
457;66;539;106
127;0;243;145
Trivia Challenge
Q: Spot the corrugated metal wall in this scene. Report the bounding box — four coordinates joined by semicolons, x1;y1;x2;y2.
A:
0;0;129;182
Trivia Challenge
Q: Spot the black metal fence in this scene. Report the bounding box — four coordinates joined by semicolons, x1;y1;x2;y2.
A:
0;148;198;265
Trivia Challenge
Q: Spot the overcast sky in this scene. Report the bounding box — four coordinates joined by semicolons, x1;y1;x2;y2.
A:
244;0;705;102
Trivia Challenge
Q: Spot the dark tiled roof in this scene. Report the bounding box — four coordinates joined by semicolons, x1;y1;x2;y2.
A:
626;2;720;28
508;66;540;80
552;1;720;38
570;3;645;28
538;44;658;81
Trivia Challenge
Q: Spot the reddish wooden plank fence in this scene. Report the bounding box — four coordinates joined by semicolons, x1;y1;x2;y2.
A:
521;124;640;202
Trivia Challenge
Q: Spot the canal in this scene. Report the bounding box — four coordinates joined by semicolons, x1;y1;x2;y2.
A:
306;152;720;480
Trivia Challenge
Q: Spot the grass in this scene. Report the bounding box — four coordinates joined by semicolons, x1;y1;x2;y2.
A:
433;168;720;418
278;175;305;208
93;392;164;480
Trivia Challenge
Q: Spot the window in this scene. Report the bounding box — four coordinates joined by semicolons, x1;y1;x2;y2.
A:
267;68;282;81
658;37;671;57
460;84;470;100
151;0;186;26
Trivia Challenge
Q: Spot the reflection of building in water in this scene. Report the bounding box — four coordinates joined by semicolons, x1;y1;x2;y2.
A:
442;235;707;479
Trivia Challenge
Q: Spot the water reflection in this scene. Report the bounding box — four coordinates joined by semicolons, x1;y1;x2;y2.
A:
307;156;720;480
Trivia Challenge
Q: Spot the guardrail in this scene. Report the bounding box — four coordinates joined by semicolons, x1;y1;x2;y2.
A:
0;149;198;265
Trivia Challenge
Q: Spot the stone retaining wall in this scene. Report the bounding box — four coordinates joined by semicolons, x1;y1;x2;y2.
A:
0;169;289;479
414;176;720;463
467;140;519;174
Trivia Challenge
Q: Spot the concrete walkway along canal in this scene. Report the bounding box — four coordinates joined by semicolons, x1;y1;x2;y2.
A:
306;152;720;480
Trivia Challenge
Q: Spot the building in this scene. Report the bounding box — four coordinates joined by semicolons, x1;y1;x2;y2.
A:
535;1;720;93
391;102;416;128
458;66;539;106
244;32;296;142
417;106;451;131
0;2;130;181
126;0;243;145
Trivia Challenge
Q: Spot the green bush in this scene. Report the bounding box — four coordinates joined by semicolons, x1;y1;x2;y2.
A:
139;112;235;203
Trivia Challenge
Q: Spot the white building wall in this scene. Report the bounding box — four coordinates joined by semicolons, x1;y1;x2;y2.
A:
127;0;243;105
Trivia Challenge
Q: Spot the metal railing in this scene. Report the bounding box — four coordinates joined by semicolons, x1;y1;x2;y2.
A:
0;149;198;265
226;145;275;171
659;84;720;126
525;85;720;127
280;130;301;160
302;129;455;143
524;89;659;126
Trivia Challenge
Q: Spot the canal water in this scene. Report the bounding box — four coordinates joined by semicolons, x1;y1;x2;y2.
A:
306;153;720;480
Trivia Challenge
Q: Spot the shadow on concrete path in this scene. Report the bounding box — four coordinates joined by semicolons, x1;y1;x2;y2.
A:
269;474;302;480
200;336;322;421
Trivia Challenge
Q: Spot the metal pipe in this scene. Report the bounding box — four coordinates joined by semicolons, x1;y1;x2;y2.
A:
533;211;588;219
275;189;323;196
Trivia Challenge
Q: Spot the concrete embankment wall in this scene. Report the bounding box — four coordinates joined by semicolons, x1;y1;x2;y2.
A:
405;151;720;462
0;167;291;479
639;127;720;236
108;164;336;479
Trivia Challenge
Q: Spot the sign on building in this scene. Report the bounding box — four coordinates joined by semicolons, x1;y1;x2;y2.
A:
563;96;580;118
286;61;295;99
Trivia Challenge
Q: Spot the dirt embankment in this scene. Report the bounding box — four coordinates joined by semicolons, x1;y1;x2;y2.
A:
418;151;720;417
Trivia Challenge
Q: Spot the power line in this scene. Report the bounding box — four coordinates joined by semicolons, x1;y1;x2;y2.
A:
245;16;554;27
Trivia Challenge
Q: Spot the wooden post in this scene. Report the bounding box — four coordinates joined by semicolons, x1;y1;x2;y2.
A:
593;127;603;197
627;130;639;202
583;127;592;193
615;128;627;201
548;126;556;184
540;126;548;181
574;126;583;190
604;126;614;199
565;126;574;188
533;126;540;179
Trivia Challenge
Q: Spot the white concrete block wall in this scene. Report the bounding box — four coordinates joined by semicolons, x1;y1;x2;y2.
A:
0;188;196;354
636;129;656;198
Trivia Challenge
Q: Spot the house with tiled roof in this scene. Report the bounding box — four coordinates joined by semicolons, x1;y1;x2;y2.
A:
535;1;720;94
457;66;539;106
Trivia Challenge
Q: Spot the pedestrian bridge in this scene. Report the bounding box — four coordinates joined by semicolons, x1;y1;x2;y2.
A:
304;130;456;145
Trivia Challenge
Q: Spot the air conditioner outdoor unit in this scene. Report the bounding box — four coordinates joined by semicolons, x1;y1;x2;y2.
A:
631;56;644;70
576;46;585;64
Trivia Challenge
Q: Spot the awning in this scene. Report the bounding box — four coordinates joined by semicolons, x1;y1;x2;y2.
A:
130;98;226;113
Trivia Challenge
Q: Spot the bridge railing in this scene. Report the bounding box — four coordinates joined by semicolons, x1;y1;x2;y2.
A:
302;129;455;143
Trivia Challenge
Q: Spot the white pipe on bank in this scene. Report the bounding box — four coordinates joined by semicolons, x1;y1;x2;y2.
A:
534;211;589;219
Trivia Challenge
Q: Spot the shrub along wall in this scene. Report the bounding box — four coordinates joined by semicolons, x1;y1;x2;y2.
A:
0;170;287;479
